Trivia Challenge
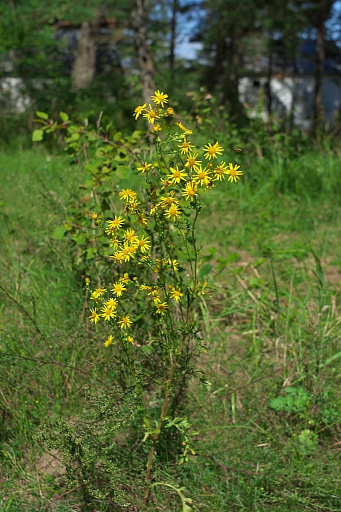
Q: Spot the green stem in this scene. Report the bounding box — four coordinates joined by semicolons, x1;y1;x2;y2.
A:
143;329;189;506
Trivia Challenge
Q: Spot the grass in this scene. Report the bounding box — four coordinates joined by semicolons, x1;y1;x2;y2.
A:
1;143;341;511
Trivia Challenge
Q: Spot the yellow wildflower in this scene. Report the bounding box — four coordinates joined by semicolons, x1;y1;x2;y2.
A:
226;163;243;182
91;287;107;300
212;161;228;181
104;335;114;347
120;245;135;262
152;124;162;133
123;228;139;246
133;103;147;120
111;282;126;297
119;189;137;201
104;298;118;309
170;288;183;302
137;162;153;173
167;166;188;184
118;315;132;330
106;216;124;234
89;308;100;324
109;237;120;250
138;235;151;253
155;302;169;315
148;286;161;302
168;259;179;271
164;204;182;220
143;104;160;124
158;191;179;209
101;305;116;321
119;273;131;284
140;284;151;291
151;90;169;107
178;139;194;155
185;152;202;169
175;122;192;135
175;121;186;130
110;251;125;264
182;181;198;201
203;141;224;160
193;164;212;187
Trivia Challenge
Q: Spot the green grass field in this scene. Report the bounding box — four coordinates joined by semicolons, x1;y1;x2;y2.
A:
1;144;341;511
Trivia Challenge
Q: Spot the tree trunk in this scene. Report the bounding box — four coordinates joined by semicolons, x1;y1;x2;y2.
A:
71;21;99;91
265;44;273;117
131;0;155;104
169;0;178;83
223;35;244;118
313;0;326;127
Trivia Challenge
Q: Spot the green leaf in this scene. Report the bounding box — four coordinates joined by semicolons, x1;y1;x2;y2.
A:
198;263;212;279
60;111;69;122
85;163;98;174
141;345;153;354
114;150;127;161
85;248;96;260
115;166;129;179
73;234;87;245
32;129;44;142
52;226;67;239
36;111;48;120
67;132;80;142
249;277;264;289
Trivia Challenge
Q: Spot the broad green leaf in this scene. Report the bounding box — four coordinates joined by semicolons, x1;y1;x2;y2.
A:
32;129;44;142
36;111;48;120
52;226;67;239
85;248;96;260
73;234;87;245
60;111;69;121
114;150;127;161
115;166;130;179
84;163;98;174
67;132;80;142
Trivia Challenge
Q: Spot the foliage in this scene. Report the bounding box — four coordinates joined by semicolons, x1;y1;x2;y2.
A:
270;386;311;415
36;387;138;507
1;105;341;510
0;0;340;146
31;90;244;507
33;109;145;280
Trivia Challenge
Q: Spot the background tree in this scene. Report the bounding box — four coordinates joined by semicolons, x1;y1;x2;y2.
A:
195;0;262;118
131;0;155;103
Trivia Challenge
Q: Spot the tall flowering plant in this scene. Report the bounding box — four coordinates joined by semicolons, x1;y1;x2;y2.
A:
87;90;243;506
33;90;243;509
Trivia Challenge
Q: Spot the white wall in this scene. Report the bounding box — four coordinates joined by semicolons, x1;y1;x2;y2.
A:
0;77;32;114
239;76;341;128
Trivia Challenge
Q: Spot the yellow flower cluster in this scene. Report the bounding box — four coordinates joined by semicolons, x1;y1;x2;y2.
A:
88;90;243;347
104;210;151;264
88;273;136;345
132;91;243;223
